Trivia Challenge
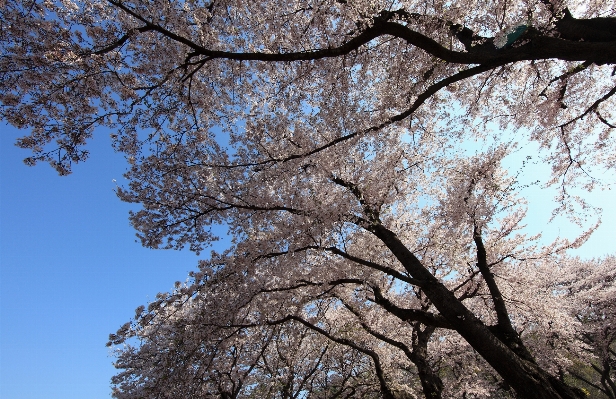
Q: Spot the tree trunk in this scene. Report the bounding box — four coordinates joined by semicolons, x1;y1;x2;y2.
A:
371;225;584;399
410;324;443;399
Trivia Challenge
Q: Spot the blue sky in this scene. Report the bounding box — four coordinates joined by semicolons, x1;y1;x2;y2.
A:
1;123;614;399
0;125;228;399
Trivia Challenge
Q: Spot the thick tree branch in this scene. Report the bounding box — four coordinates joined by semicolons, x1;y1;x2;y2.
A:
473;228;513;328
108;1;616;65
370;284;452;329
410;322;443;399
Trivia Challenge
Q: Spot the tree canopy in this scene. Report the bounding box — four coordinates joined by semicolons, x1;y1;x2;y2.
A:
1;0;615;398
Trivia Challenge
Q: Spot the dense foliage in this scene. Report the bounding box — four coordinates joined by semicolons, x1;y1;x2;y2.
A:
2;0;615;398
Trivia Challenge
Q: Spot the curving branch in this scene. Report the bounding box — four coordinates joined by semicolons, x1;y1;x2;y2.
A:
175;63;500;171
107;1;616;65
341;299;415;360
267;314;397;399
254;244;423;286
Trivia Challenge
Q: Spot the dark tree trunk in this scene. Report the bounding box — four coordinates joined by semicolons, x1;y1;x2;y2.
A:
370;224;585;399
410;324;443;399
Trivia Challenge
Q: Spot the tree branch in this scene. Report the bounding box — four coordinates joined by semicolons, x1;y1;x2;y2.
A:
267;315;397;399
324;246;423;286
370;284;452;329
559;85;616;128
473;226;535;362
341;299;415;361
108;2;616;65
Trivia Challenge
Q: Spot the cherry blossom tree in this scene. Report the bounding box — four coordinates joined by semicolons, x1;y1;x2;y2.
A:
2;1;615;398
558;257;616;399
106;157;595;399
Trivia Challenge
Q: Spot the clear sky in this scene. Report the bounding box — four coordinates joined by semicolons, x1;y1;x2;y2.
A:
0;125;228;399
1;124;614;399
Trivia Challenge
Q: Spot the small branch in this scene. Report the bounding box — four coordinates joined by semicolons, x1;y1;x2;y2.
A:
330;176;382;226
341;299;415;361
89;26;153;55
568;369;610;397
268;315;396;399
559;85;616;128
324;246;423;286
538;61;593;98
595;110;616;128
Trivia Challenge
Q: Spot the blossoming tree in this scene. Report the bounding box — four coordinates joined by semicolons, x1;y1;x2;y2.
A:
2;0;615;398
559;257;616;399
